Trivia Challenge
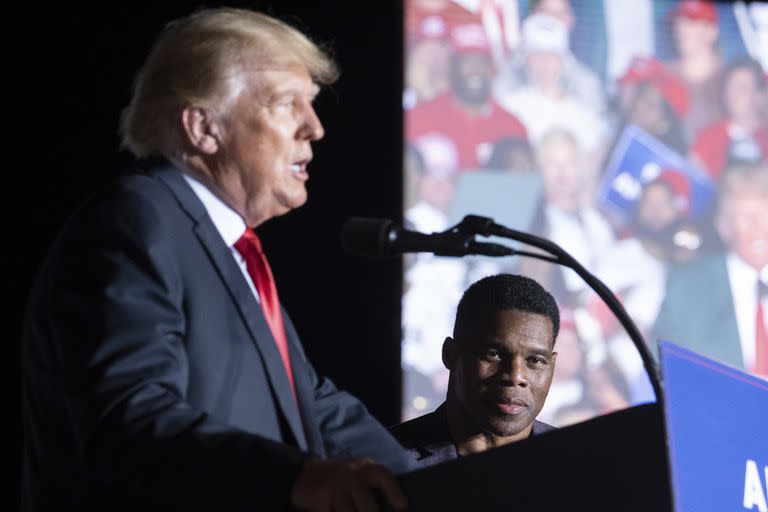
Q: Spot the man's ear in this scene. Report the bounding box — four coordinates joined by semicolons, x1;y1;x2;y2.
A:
442;336;457;371
181;106;223;155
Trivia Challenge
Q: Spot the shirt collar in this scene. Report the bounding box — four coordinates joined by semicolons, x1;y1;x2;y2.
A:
726;252;768;286
182;173;246;247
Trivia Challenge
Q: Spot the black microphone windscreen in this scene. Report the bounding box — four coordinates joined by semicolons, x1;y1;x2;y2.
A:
340;217;393;258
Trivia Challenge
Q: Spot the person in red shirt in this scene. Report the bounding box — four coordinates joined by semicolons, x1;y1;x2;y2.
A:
406;21;528;171
665;0;726;143
406;0;477;40
405;0;478;107
689;56;768;180
615;55;689;154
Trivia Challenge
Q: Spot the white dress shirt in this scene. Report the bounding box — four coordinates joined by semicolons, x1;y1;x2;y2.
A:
726;254;768;370
183;173;260;303
545;205;616;294
494;86;607;154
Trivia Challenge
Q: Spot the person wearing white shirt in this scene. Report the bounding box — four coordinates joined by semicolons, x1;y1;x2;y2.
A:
519;128;615;307
493;12;608;166
653;164;768;377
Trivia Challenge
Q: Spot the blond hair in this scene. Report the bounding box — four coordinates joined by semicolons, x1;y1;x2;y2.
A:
534;129;580;166
716;163;768;215
120;7;339;158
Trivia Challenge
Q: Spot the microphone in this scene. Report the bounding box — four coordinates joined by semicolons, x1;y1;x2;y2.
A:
341;213;663;403
340;217;514;258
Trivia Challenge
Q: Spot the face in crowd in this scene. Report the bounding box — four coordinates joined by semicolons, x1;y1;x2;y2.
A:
716;167;768;271
446;308;557;440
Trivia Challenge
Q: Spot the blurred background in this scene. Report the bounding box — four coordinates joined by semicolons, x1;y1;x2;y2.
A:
401;0;768;424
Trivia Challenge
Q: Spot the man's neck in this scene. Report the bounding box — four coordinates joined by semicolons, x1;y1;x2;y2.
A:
445;396;532;456
457;97;491;117
639;237;670;262
729;251;768;275
531;82;564;102
730;116;760;134
679;53;719;84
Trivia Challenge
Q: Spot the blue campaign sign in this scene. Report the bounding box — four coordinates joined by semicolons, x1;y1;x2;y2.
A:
660;342;768;512
598;124;716;223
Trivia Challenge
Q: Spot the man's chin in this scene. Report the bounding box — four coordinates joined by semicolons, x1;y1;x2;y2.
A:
485;415;531;438
278;191;308;213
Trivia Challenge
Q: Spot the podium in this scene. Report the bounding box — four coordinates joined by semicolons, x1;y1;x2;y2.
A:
398;343;768;512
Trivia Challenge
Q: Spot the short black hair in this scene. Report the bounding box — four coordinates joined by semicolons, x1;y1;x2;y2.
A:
454;273;560;344
485;136;534;170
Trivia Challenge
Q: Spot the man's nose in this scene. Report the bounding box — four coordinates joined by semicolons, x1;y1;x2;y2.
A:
499;357;528;387
299;102;324;141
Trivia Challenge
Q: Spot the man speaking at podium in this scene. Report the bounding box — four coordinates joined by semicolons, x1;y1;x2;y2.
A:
390;274;559;468
21;7;411;511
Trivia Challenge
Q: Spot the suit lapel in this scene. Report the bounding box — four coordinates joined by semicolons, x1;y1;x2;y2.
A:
415;405;459;465
419;442;459;466
153;167;308;450
282;313;325;457
707;257;745;369
531;419;556;436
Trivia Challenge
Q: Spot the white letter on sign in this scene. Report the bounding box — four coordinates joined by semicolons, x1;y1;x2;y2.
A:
743;459;767;512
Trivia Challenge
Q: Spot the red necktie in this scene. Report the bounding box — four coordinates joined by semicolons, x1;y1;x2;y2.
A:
754;282;768;376
234;228;298;402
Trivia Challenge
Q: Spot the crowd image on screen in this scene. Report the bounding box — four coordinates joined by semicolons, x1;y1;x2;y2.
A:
402;0;768;423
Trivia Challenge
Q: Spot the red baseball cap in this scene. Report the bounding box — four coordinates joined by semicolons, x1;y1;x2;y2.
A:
650;74;689;119
450;23;492;56
415;14;449;41
619;56;690;118
669;0;718;23
619;56;667;84
656;168;692;214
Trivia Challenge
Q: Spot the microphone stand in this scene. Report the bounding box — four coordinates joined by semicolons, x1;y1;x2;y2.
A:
450;215;663;404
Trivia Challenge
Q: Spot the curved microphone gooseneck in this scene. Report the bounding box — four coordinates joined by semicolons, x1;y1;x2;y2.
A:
341;214;663;404
449;214;663;403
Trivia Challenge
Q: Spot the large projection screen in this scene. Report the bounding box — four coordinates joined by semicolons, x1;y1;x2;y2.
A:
402;0;768;424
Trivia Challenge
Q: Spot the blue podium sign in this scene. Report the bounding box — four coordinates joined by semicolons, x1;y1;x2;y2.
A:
660;342;768;512
598;125;716;224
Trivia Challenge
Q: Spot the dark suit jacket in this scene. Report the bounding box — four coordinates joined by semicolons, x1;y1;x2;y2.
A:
652;253;744;370
388;403;556;469
21;166;411;511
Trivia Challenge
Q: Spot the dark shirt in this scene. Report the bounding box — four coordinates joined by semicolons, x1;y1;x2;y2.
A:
389;402;556;469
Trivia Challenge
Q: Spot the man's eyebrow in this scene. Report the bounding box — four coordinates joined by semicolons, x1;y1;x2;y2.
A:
265;84;321;103
472;342;553;355
527;348;554;358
